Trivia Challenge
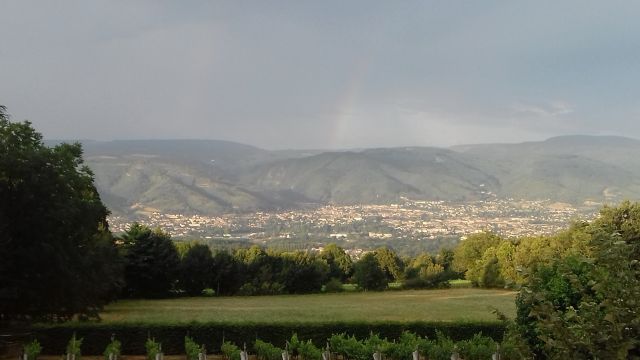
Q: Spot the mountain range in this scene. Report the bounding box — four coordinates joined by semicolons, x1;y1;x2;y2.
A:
69;135;640;216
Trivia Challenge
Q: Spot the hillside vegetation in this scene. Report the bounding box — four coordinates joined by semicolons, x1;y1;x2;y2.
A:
80;135;640;215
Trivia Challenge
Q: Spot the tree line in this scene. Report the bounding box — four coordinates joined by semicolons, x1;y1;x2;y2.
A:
451;202;640;357
119;223;457;298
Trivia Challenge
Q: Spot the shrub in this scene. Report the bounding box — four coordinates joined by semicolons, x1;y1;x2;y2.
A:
66;333;83;360
185;336;200;360
457;333;496;360
382;332;426;360
329;333;368;360
31;322;505;355
363;334;386;355
424;332;455;360
145;338;161;360
254;339;282;360
103;337;121;360
24;339;42;360
298;339;322;360
221;341;241;360
323;278;344;293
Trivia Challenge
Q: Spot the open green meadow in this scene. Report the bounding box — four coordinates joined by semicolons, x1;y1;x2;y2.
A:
99;288;516;324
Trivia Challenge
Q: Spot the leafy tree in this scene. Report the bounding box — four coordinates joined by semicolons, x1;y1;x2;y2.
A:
236;246;286;295
320;243;353;281
353;253;387;291
435;248;455;272
280;252;329;294
515;202;640;358
452;232;502;276
121;224;179;298
179;243;214;296
0;108;122;321
211;250;242;295
477;248;504;288
511;235;566;283
494;241;517;286
403;253;448;289
175;241;196;259
373;247;404;282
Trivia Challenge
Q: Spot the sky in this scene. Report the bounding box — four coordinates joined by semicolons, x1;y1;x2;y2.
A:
1;1;640;149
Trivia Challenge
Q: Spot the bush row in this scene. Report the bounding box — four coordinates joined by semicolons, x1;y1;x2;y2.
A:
32;321;505;355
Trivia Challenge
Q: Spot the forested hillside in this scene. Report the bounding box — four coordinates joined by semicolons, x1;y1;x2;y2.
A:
78;136;640;216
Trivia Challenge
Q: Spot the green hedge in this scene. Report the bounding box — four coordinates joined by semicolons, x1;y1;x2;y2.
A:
31;321;504;355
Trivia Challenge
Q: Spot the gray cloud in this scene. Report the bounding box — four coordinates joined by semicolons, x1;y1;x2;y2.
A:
1;1;640;149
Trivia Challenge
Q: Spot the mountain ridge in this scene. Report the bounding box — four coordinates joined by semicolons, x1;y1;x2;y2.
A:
53;136;640;216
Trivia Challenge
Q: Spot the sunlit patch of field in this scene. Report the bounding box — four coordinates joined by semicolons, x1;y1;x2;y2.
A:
98;288;516;324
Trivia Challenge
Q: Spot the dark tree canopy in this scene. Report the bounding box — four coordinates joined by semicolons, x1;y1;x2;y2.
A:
353;253;388;291
211;250;243;296
0;108;122;321
179;243;214;296
320;243;353;281
280;252;329;294
121;223;180;298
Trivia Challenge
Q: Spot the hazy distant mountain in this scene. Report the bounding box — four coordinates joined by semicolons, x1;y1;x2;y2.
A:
74;136;640;216
452;135;640;202
241;148;499;204
81;140;300;215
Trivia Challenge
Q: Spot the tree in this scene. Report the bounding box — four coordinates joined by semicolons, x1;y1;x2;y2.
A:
320;243;353;281
452;232;502;281
179;243;214;296
353;253;388;291
235;246;286;295
0;107;122;321
515;202;640;358
121;224;179;298
373;247;404;282
435;248;455;272
211;250;242;296
403;253;448;289
280;252;329;294
494;241;517;286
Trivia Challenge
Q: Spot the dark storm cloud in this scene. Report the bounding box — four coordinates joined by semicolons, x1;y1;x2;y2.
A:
1;1;639;149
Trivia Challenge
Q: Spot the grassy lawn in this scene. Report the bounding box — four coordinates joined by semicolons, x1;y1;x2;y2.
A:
449;279;473;288
99;288;516;324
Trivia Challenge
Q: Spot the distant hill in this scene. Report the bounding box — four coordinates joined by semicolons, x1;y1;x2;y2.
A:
452;135;640;202
241;148;499;204
80;140;300;215
65;136;640;216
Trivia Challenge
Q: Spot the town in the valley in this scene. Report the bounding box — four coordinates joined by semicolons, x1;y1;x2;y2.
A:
108;198;600;256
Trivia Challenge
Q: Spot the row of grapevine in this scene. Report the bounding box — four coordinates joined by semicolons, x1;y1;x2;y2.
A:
20;330;528;360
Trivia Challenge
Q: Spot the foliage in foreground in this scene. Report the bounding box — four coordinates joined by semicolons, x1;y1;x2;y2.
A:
184;336;201;360
31;321;505;355
220;341;240;360
103;336;121;360
66;333;83;359
145;338;161;360
0;106;122;321
23;339;42;360
516;202;640;358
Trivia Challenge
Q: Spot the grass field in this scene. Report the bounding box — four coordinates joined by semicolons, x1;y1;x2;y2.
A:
99;288;516;324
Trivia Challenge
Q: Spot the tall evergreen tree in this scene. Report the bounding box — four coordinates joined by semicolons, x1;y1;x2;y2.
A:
121;224;179;298
179;243;214;296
